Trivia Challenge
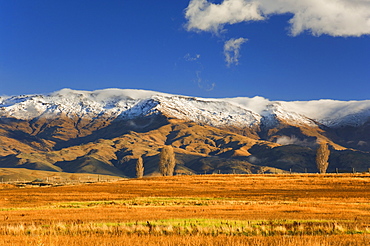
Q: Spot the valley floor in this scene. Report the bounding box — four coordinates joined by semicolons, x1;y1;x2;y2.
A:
0;174;369;245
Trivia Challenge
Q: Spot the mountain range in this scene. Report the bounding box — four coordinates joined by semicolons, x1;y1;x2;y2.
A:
1;88;370;177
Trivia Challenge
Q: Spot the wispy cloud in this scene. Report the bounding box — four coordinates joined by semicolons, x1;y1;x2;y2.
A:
185;0;370;37
195;70;215;91
183;53;216;91
184;53;201;61
224;37;248;67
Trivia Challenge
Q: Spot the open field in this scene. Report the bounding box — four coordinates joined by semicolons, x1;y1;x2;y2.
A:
0;174;370;245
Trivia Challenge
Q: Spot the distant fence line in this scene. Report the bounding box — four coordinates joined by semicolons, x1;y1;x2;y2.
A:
1;169;370;186
0;177;124;187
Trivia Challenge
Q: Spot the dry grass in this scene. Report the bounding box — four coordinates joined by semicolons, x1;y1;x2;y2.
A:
0;234;369;246
0;219;368;237
0;174;369;245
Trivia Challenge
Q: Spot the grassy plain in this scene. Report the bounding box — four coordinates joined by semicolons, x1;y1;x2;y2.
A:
0;174;370;245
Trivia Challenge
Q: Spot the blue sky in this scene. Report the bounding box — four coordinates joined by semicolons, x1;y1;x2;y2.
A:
1;0;369;101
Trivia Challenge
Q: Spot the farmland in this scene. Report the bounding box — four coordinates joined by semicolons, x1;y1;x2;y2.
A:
0;174;370;245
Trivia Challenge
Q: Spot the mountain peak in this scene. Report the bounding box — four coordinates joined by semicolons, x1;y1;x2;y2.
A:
50;88;170;101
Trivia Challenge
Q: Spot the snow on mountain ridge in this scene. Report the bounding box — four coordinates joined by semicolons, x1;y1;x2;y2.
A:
154;96;261;127
259;103;317;128
51;88;170;102
1;88;370;127
0;89;164;120
279;99;370;127
0;89;263;127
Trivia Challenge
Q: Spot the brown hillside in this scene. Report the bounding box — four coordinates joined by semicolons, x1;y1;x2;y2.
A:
1;112;370;177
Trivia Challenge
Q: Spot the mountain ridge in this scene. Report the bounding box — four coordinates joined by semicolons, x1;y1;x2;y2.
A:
1;88;370;177
2;88;370;127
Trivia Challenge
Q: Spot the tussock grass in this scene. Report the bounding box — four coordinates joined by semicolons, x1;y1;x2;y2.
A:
0;219;368;237
0;174;369;245
1;234;369;246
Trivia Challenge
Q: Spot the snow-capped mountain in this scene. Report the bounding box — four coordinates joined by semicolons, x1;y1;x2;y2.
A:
1;88;370;176
2;88;369;128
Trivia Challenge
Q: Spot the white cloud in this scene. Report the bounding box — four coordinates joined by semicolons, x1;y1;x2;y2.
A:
276;135;316;147
185;0;263;33
224;37;248;66
185;0;370;37
227;96;271;114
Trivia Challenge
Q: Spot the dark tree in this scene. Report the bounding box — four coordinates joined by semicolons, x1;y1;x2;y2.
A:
316;143;330;174
158;145;176;176
136;156;144;178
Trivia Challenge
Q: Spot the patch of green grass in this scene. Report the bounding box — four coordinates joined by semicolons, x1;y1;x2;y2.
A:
3;197;228;211
0;208;18;211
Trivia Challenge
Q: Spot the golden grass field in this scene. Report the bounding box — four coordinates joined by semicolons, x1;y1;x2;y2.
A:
0;173;370;245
